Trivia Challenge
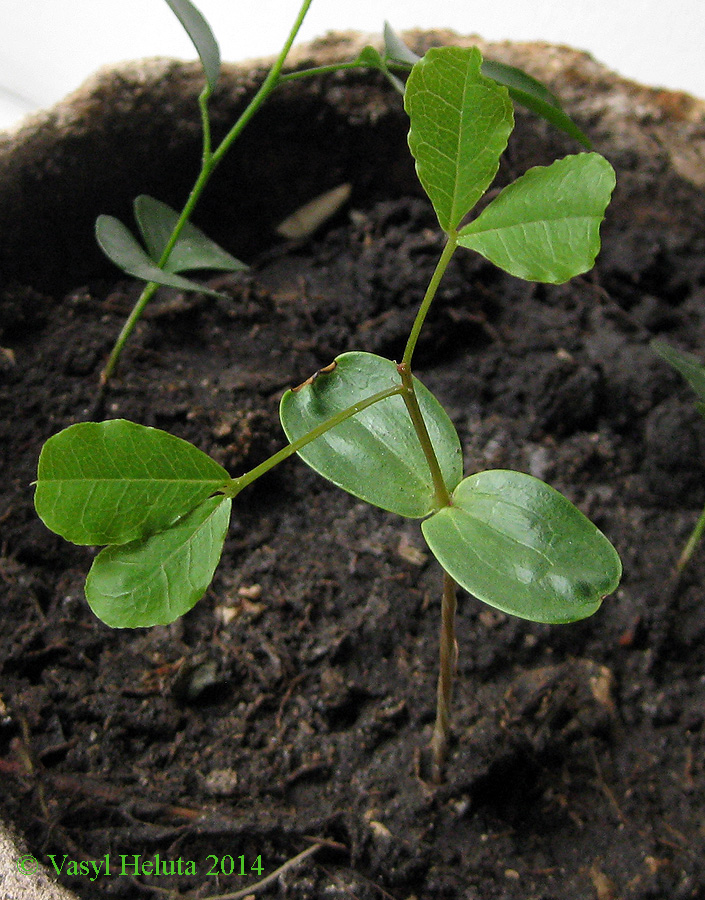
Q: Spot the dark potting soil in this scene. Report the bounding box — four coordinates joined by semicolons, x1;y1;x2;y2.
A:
2;127;705;900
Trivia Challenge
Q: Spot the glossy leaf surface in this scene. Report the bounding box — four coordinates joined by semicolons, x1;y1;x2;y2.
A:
480;59;591;148
458;153;615;283
280;352;462;518
421;470;621;623
652;339;705;405
405;47;514;233
382;31;588;146
134;196;246;274
96;215;223;297
85;495;231;628
35;419;230;546
164;0;220;91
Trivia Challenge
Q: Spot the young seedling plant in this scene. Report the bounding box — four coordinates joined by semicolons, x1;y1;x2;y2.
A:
652;339;705;572
94;0;593;388
34;0;622;782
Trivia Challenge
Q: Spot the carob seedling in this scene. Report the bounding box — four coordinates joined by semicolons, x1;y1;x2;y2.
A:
34;0;621;781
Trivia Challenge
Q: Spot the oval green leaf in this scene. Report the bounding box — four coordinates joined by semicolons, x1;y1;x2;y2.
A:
405;46;514;233
164;0;220;91
95;214;224;297
85;495;231;628
421;470;621;623
279;352;463;518
134;195;247;274
35;419;230;545
457;152;616;283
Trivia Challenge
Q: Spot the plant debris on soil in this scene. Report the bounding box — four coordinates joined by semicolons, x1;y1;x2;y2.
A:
2;52;705;900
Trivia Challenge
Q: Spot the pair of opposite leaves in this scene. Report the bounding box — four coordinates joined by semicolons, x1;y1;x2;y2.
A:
36;349;620;629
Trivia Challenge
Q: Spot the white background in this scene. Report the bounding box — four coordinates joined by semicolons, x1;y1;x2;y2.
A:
2;0;704;130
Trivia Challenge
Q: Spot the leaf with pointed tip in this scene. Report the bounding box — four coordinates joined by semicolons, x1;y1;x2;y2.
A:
652;339;705;406
134;195;246;274
481;59;591;148
85;495;231;628
164;0;220;91
422;470;621;623
35;419;230;546
458;153;615;283
405;47;514;233
95;215;224;296
383;22;420;64
279;352;462;518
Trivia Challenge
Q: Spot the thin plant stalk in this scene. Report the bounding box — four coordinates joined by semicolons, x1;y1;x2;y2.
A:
100;0;315;385
677;504;705;573
277;58;411;86
396;362;451;510
431;571;458;782
397;235;463;779
402;233;457;368
226;383;405;496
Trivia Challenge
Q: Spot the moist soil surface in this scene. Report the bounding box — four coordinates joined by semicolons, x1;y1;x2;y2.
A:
2;100;705;900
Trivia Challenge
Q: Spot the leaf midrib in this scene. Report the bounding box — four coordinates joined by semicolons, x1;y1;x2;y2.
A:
462;211;599;237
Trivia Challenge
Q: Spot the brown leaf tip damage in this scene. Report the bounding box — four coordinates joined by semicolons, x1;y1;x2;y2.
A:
291;360;337;392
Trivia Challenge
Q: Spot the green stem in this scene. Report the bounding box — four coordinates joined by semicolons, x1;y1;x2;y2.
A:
278;60;373;83
99;282;160;385
431;571;458;783
402;233;457;369
277;58;411;84
396;362;451;510
198;84;213;161
397;234;461;782
210;0;315;169
677;503;705;572
224;383;404;497
100;0;315;386
395;233;459;510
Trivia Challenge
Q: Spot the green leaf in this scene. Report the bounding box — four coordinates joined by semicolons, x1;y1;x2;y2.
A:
480;59;591;148
95;215;224;297
652;339;705;405
405;46;514;233
85;495;231;628
422;470;621;623
164;0;220;91
383;22;420;64
35;419;230;546
134;195;247;274
356;45;385;68
458;153;615;283
355;43;406;95
375;35;590;145
279;352;463;518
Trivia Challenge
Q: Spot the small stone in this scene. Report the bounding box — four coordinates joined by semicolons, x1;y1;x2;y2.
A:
203;768;239;797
